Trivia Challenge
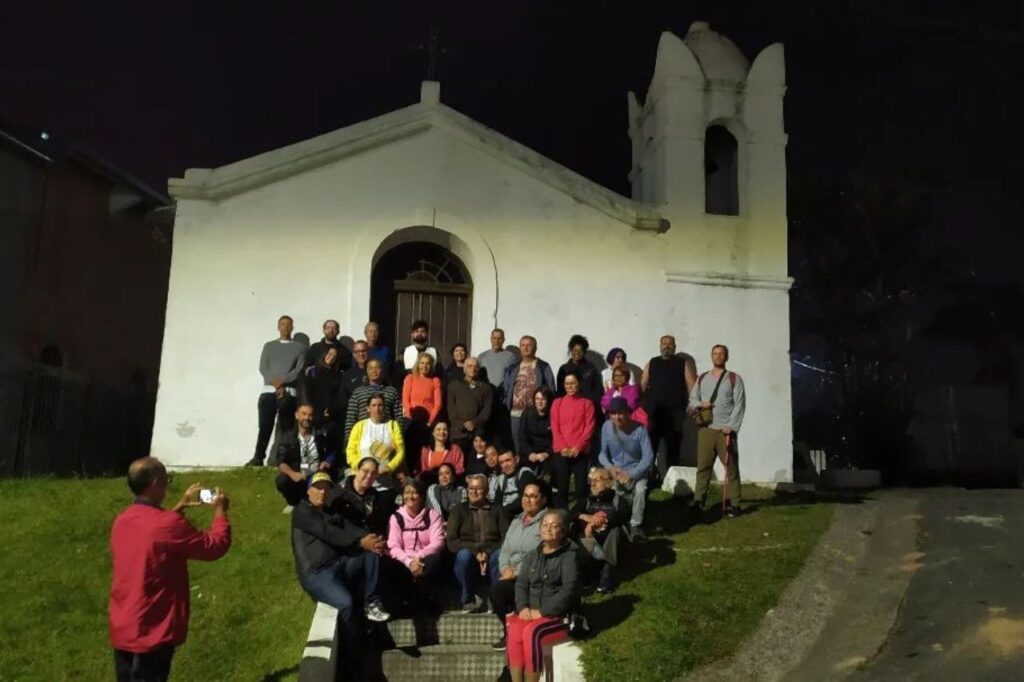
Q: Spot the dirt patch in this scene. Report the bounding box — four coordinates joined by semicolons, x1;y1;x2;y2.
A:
956;615;1024;660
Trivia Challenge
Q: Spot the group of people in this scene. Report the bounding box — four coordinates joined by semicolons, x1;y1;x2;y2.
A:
262;317;747;680
105;318;746;682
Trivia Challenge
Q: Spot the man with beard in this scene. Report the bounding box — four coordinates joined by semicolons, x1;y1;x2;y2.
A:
397;320;442;380
275;403;334;506
689;344;746;517
641;335;697;482
305;319;352;371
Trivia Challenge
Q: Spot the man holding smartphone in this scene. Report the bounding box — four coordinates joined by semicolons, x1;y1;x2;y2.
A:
109;457;231;682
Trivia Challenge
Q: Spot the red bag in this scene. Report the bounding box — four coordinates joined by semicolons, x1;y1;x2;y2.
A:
631;406;649;428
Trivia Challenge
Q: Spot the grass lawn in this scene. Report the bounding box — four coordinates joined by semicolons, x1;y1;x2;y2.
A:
0;468;311;682
578;487;833;682
0;471;832;682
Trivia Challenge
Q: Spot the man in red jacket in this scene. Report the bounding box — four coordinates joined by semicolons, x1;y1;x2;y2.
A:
109;457;232;682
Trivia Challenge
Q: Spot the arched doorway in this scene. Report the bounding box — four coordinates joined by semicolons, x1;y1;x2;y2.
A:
370;241;473;366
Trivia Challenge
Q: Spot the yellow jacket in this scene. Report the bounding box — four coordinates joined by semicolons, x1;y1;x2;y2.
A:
346;419;405;472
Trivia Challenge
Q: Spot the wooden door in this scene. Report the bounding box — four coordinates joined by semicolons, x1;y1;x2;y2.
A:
394;278;472;366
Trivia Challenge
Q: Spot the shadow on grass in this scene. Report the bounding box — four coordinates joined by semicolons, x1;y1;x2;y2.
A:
260;663;300;681
582;593;641;632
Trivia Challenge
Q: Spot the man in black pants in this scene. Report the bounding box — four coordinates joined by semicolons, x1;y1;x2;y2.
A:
640;335;697;482
247;315;307;466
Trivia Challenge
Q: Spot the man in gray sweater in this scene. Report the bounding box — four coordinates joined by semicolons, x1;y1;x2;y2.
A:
246;315;308;466
688;344;746;516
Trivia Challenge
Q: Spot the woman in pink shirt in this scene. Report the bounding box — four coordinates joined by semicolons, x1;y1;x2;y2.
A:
387;479;446;605
550;371;596;510
419;421;466;483
601;366;642;414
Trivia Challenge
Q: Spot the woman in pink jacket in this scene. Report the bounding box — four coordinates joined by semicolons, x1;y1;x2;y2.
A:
601;366;644;420
550;371;596;510
387;479;446;605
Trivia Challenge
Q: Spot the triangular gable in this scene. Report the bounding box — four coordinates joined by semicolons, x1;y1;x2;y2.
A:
169;97;668;233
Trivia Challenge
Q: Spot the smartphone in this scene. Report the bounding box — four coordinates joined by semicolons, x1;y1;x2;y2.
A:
199;488;215;504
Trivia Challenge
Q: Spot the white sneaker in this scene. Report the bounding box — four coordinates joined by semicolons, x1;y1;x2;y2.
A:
365;600;391;622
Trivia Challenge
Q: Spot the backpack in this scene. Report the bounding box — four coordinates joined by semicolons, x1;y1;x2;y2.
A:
393;508;437;532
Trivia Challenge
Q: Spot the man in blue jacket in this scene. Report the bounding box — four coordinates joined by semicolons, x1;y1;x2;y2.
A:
502;336;556;453
598;397;654;542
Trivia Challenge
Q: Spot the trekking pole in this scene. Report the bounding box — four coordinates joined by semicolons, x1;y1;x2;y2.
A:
722;433;731;515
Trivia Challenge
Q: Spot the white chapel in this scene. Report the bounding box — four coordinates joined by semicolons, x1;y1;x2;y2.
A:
151;21;794;483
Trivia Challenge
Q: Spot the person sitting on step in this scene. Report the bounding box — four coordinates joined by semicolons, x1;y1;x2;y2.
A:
418;420;465;485
345;393;405;490
489;481;549;651
387;478;446;613
597;397;654;542
426;463;466;520
275;403;334;507
331;457;396;538
465;435;494;478
573;467;626;593
446;474;508;613
489;450;538;517
291;472;390;672
505;509;582;682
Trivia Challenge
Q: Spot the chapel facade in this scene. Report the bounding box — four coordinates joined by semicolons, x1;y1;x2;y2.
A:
151;21;793;483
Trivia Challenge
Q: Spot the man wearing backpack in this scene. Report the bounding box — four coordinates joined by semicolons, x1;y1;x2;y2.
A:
689;345;746;517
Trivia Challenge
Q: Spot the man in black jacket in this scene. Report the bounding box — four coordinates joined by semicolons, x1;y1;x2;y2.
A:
573;467;626;593
291;472;390;667
447;474;509;612
275;404;335;506
305;319;353;371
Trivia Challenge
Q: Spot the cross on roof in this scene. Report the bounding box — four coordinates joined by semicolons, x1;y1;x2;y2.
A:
411;25;452;81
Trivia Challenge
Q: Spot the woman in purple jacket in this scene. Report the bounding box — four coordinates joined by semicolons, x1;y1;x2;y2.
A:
601;366;641;414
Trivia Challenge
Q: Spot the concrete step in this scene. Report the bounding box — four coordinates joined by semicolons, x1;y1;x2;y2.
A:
380;643;506;680
385;611;505;647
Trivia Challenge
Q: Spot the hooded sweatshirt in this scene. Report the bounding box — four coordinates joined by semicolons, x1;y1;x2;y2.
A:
387;505;445;567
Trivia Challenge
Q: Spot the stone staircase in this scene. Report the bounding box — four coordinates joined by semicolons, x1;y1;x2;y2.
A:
368;611;506;681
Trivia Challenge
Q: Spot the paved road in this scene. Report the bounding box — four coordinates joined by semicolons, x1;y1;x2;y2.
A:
856;489;1024;681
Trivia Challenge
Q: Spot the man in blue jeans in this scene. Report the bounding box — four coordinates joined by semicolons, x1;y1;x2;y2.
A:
291;472;390;668
445;474;508;612
598;397;655;542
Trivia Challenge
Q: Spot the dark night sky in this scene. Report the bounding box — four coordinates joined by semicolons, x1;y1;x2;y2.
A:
2;1;1022;285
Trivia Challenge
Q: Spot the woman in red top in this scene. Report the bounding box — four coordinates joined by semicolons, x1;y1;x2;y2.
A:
549;371;596;510
403;352;443;475
419;421;465;484
403;353;443;424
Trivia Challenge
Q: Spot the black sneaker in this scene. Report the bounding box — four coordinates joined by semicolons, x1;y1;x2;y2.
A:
724;505;741;519
631;526;648;543
461;597;480;614
244;457;264;467
491;635;506;651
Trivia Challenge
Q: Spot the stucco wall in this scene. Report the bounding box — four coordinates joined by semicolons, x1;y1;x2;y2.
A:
152;127;792;482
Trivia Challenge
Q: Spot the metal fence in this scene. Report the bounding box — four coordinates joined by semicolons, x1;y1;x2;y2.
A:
0;367;155;477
